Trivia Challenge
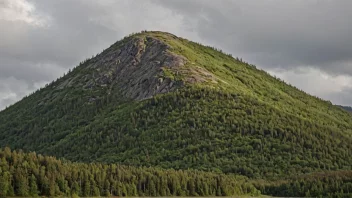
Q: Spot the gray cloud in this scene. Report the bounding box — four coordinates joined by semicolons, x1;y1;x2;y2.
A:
0;0;131;109
155;0;352;74
1;1;119;67
330;87;352;107
0;0;352;109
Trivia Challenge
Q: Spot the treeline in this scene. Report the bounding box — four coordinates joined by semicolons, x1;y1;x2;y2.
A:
255;170;352;198
0;147;259;197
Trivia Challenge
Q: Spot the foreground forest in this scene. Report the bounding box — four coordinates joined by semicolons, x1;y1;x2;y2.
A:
0;148;351;197
0;148;258;197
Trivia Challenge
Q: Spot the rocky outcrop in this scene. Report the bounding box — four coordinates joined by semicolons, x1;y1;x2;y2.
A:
56;34;215;100
87;36;188;100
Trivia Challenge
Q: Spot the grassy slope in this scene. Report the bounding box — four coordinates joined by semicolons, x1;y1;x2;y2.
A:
150;31;352;130
0;31;351;179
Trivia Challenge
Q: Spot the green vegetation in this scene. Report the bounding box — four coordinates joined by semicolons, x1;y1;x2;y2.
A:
0;31;351;197
12;86;349;179
1;148;351;197
255;171;352;197
0;147;258;197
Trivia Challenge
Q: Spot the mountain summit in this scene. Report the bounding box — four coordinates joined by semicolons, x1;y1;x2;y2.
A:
0;31;351;179
52;31;214;101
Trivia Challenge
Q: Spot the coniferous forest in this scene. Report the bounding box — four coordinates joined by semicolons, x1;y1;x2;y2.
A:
0;31;351;197
0;147;259;197
1;148;351;197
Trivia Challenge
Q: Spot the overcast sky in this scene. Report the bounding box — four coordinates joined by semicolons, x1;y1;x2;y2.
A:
1;0;352;110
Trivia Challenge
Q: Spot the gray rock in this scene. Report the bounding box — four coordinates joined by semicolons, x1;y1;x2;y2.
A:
55;35;214;101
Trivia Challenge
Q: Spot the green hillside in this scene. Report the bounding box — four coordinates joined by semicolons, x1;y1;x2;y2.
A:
0;31;351;179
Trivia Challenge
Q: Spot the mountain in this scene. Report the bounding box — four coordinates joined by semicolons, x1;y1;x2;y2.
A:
0;31;351;180
338;105;352;114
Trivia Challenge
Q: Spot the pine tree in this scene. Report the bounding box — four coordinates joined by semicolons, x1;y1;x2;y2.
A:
0;170;10;197
29;174;38;196
15;174;29;196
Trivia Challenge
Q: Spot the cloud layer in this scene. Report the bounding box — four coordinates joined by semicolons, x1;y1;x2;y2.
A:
0;0;351;109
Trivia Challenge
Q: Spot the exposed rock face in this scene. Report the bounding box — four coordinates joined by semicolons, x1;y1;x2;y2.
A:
89;36;188;100
58;36;189;100
56;34;217;101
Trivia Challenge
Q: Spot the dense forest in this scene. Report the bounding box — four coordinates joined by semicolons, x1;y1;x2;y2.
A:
0;148;351;197
0;31;351;197
0;147;258;197
1;85;351;178
256;171;352;197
